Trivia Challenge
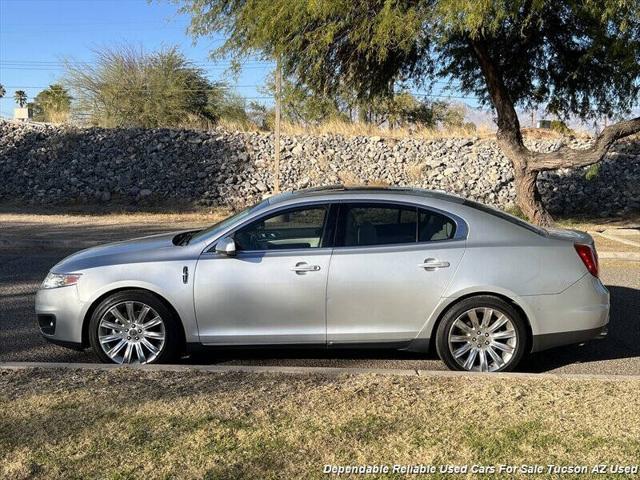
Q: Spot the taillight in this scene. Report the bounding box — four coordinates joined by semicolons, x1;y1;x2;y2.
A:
574;244;599;277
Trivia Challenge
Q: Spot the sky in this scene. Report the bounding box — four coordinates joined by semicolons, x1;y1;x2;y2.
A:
0;0;489;123
0;0;631;131
0;0;276;118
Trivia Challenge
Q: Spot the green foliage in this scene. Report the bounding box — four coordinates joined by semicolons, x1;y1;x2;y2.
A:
262;74;350;125
549;120;574;136
178;0;640;121
585;164;600;182
216;92;257;129
14;90;27;108
366;94;466;128
64;46;226;128
262;71;465;129
504;205;528;221
31;84;72;123
0;84;6;99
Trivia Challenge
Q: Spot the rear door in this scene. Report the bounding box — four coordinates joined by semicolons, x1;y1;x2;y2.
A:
326;202;466;345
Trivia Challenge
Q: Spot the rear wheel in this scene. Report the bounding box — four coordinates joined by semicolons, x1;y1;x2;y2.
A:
89;290;180;364
436;296;527;372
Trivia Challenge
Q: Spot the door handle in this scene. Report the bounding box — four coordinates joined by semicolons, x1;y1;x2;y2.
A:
418;258;450;270
291;262;321;273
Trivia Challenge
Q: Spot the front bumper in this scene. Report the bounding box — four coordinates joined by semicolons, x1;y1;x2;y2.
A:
35;285;87;346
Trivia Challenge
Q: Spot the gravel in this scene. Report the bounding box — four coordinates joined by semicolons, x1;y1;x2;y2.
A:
1;120;638;215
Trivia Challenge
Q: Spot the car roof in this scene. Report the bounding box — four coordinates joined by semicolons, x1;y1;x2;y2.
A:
266;185;467;206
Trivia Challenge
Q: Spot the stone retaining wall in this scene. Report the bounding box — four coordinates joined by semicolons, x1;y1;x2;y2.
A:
1;120;638;215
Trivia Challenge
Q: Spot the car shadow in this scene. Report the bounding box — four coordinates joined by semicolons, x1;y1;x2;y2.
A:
520;285;639;373
187;346;441;368
190;284;639;373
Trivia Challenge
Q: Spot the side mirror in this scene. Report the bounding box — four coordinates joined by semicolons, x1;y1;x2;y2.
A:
215;237;237;256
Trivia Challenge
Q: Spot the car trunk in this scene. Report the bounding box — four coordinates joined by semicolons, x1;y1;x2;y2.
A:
544;227;595;247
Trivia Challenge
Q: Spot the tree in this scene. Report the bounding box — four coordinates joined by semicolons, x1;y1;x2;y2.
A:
65;45;226;128
263;74;465;129
366;93;466;129
262;74;351;125
31;84;72;123
178;0;640;225
14;90;27;108
0;84;6;99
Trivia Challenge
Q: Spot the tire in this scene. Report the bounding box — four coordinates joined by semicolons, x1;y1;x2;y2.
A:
89;290;181;364
435;295;527;372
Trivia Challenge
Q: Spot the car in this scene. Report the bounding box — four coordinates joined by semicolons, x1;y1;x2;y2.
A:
35;186;609;371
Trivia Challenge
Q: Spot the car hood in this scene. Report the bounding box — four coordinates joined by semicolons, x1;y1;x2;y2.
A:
545;227;594;246
52;231;195;272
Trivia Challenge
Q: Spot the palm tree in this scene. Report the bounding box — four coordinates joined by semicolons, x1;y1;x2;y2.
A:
14;90;28;108
32;84;72;122
0;84;6;99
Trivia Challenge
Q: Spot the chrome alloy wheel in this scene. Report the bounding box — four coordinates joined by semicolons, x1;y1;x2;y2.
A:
447;307;518;372
97;301;166;364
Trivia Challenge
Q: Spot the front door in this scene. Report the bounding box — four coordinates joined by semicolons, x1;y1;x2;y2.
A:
326;203;465;345
194;204;332;345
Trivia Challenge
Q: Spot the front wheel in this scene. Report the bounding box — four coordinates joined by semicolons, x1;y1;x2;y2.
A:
435;296;527;372
89;290;180;364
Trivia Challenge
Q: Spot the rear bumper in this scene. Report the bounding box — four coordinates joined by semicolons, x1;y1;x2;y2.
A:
527;273;609;353
532;324;608;352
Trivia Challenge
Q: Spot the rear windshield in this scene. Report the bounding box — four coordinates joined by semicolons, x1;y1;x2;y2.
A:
462;200;546;236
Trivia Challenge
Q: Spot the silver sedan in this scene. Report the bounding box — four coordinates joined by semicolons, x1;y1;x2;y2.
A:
36;187;609;371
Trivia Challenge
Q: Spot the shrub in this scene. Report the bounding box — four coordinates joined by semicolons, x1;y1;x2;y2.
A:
65;46;225;128
30;84;72;123
585;163;600;181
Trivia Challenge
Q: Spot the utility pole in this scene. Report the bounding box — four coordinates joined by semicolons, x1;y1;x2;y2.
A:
273;57;282;194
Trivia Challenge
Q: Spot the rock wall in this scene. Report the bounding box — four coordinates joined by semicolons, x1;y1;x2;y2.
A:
1;120;638;216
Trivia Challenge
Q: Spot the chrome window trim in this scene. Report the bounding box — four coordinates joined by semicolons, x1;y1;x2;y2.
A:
332;199;467;250
199;197;468;255
201;200;332;255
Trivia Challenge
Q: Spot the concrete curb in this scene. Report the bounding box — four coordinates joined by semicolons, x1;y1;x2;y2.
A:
594;231;640;249
598;251;640;261
2;361;640;382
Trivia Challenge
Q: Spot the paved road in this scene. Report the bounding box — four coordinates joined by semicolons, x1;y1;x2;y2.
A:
1;229;638;374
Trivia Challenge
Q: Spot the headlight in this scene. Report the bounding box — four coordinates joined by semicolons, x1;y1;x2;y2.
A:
41;272;82;289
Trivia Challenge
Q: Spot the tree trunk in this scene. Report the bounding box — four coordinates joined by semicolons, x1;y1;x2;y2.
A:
513;168;553;226
470;39;640;226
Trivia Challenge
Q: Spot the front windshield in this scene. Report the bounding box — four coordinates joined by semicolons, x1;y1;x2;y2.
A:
188;201;267;244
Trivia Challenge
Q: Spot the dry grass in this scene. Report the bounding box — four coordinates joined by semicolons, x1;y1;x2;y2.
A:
592;234;640;254
280;119;495;139
520;127;592;141
1;368;639;479
0;209;230;227
217;120;598;141
216;117;262;133
556;214;640;232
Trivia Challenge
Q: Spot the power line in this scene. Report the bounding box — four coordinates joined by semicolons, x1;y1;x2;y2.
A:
0;84;264;90
1;59;272;65
0;65;273;71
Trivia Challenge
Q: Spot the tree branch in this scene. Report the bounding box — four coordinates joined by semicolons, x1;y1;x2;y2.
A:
528;116;640;171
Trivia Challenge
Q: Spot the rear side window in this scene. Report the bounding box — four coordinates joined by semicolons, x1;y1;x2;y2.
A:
341;204;417;247
337;203;458;247
462;199;545;236
419;209;456;242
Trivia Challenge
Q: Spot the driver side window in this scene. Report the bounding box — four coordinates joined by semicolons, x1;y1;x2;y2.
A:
234;206;328;251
